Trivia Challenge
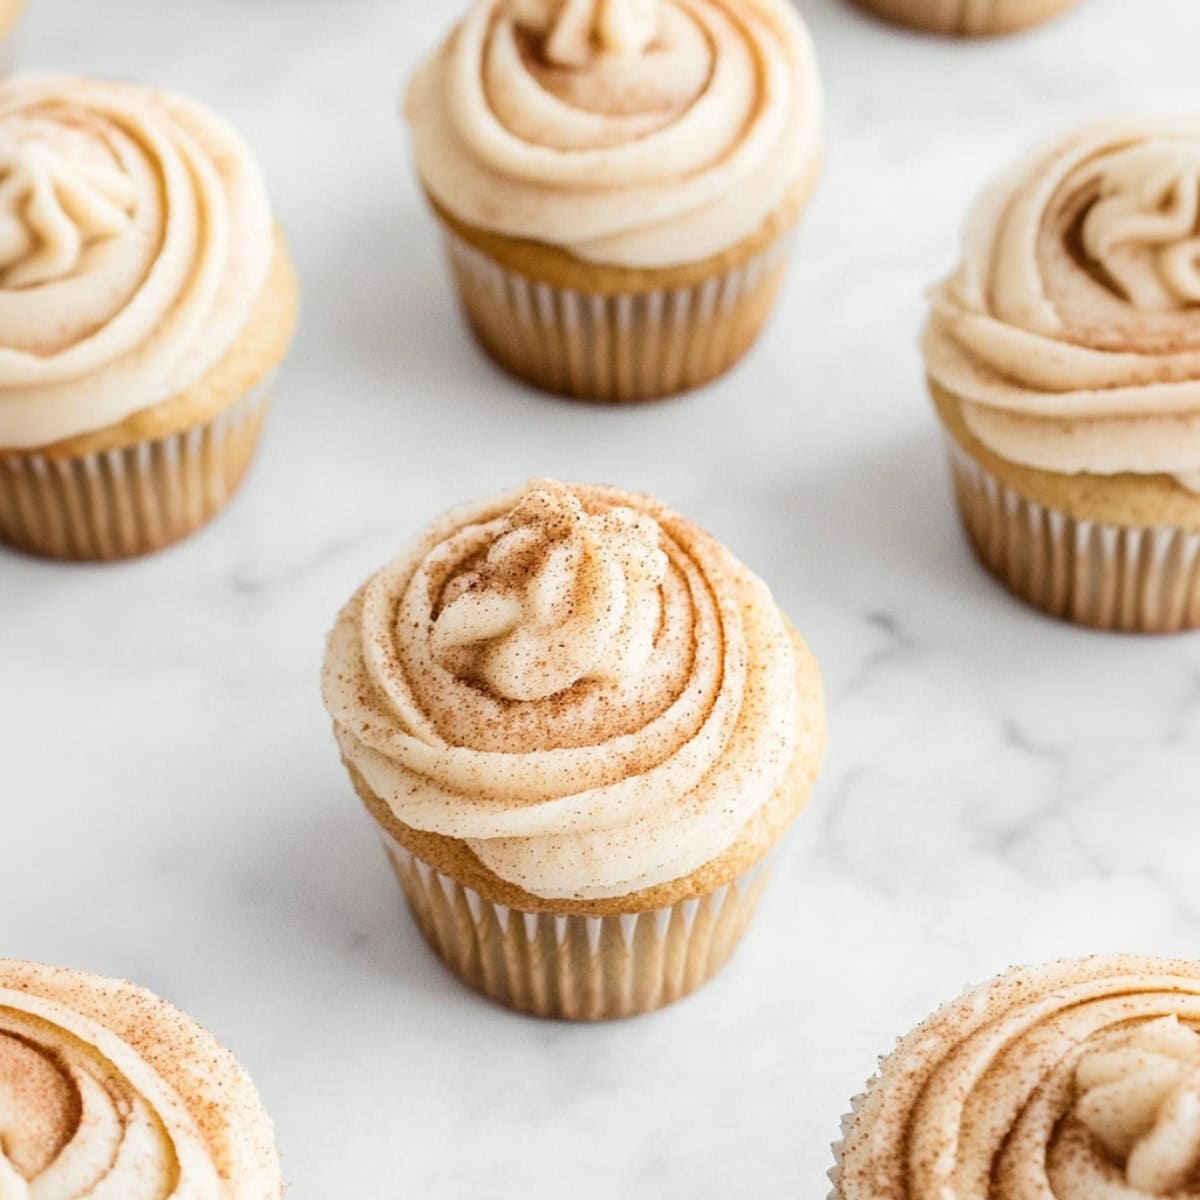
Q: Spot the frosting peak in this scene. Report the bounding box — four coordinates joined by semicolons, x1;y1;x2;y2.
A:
322;481;816;901
514;0;662;65
1075;1017;1200;1193
835;958;1200;1200
0;74;274;451
0;128;135;289
405;0;821;269
923;116;1200;492
1081;143;1200;312
431;481;667;702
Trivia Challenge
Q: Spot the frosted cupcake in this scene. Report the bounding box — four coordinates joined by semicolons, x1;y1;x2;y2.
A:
405;0;821;403
833;956;1200;1199
850;0;1077;35
0;958;282;1196
0;74;298;561
926;117;1200;632
322;480;826;1019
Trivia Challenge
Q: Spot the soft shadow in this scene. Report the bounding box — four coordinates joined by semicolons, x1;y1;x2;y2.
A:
238;787;462;1005
766;427;992;616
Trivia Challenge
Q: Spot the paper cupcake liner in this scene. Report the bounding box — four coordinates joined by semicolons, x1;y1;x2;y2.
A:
378;828;775;1021
0;380;272;562
852;0;1075;34
443;228;795;403
948;438;1200;633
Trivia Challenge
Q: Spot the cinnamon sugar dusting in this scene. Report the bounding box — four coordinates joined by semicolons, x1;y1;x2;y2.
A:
924;117;1200;490
431;480;667;702
0;1032;79;1177
0;960;282;1198
0;74;275;451
1074;1016;1200;1191
835;956;1200;1199
321;480;817;902
403;0;820;269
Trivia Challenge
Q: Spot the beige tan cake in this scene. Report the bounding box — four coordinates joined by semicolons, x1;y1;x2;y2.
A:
321;479;826;1019
404;0;822;403
925;116;1200;632
0;958;283;1197
833;956;1200;1199
850;0;1077;35
0;74;299;562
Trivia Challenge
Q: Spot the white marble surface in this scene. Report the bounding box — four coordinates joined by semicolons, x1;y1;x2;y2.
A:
4;0;1200;1195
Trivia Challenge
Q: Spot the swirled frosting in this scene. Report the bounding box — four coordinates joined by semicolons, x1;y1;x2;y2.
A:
835;957;1200;1200
513;0;661;63
0;960;281;1198
925;118;1200;493
404;0;821;269
322;480;813;901
0;74;274;450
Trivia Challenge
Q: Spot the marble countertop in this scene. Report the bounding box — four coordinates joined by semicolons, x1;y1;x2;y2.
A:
4;0;1200;1195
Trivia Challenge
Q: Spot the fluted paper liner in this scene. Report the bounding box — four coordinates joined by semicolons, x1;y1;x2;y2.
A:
378;828;774;1020
948;439;1200;633
443;227;795;403
852;0;1076;35
0;380;272;561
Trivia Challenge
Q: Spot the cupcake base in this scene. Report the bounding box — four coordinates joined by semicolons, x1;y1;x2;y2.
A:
948;439;1200;633
429;166;816;404
380;827;773;1021
343;626;825;1019
0;380;272;562
444;226;796;404
851;0;1077;34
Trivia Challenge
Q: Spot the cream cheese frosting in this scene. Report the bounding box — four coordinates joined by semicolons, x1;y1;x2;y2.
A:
925;118;1200;493
322;480;810;901
835;956;1200;1200
0;959;281;1199
0;74;273;451
404;0;821;269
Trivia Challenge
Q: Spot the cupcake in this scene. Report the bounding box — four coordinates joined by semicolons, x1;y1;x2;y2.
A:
925;117;1200;632
849;0;1077;35
321;479;826;1019
0;74;299;562
404;0;821;403
833;956;1200;1199
0;958;282;1196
